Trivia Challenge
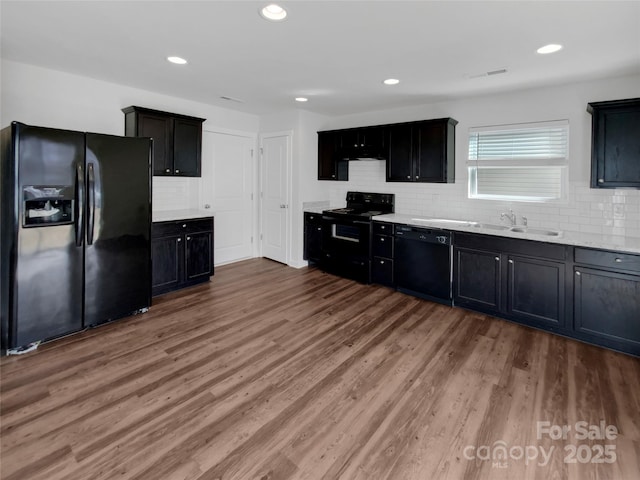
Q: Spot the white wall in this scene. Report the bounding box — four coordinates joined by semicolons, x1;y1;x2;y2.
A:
1;59;260;212
317;74;640;238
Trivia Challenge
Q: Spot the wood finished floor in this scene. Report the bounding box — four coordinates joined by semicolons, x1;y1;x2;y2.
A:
1;258;639;480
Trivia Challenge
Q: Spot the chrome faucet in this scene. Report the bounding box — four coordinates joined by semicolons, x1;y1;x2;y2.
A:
500;209;517;226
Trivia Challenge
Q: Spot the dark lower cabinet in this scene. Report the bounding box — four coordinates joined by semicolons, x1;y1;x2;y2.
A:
453;233;568;330
371;222;394;287
573;248;640;355
303;213;324;263
454;247;501;313
152;217;214;296
506;255;565;327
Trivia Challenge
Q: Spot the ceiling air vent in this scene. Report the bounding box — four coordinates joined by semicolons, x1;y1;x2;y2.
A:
220;95;244;103
468;68;508;79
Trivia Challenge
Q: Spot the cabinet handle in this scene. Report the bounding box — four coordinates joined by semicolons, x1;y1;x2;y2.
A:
598;178;604;183
508;259;514;264
175;169;180;173
316;226;322;231
331;174;335;178
380;238;385;242
177;238;182;242
495;256;500;261
381;225;386;230
165;168;170;173
615;258;623;263
576;271;581;276
406;175;411;179
182;224;187;228
187;236;191;241
415;176;419;179
380;260;385;265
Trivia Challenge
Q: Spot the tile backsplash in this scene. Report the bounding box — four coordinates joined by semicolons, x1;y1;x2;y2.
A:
152;177;200;211
328;160;640;238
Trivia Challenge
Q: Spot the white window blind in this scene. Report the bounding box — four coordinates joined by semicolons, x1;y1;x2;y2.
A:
467;120;569;202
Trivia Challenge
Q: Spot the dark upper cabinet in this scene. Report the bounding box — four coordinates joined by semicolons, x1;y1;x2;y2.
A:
588;98;640;188
318;131;348;181
387;124;414;181
386;118;457;183
338;126;387;156
123;106;205;177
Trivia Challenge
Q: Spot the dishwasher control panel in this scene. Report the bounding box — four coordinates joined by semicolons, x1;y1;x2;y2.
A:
394;225;451;246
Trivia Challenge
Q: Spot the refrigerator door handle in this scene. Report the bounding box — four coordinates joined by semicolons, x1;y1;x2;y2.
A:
76;163;85;246
87;163;96;245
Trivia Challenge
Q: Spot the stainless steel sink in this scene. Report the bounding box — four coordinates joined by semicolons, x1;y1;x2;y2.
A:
509;226;561;236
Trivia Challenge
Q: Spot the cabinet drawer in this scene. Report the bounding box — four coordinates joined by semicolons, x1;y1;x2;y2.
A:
373;222;393;235
575;247;640;273
152;218;213;237
305;212;323;225
372;234;393;258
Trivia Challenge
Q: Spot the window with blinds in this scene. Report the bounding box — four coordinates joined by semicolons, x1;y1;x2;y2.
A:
467;120;569;202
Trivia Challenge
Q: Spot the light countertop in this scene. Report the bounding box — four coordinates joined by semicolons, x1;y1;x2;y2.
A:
372;213;640;255
152;209;214;223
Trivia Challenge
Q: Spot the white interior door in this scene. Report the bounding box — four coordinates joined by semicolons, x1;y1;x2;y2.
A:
201;130;254;265
260;133;290;264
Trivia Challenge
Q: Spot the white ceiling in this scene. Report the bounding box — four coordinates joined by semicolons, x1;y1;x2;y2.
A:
2;0;639;117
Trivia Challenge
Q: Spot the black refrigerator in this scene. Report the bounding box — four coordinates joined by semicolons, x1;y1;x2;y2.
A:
1;122;152;352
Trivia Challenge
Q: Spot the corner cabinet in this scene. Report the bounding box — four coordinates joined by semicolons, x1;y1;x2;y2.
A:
151;217;214;296
123;106;205;177
587;98;640;188
573;248;640;355
387;118;457;183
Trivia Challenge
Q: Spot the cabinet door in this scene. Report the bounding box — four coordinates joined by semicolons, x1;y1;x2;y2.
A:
372;257;394;287
304;222;323;262
592;107;640;188
151;234;184;293
414;121;448;182
318;131;338;179
386;124;413;181
506;255;565;327
138;113;172;176
574;267;640;353
173;118;202;176
185;231;213;280
454;247;501;312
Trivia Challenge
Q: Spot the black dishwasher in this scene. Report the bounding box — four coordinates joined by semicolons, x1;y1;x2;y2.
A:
394;225;452;305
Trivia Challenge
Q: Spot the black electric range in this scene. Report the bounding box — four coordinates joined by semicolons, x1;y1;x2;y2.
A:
320;192;394;283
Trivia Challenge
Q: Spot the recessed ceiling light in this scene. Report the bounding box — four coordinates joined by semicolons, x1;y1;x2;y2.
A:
536;44;563;54
167;56;187;65
260;4;287;21
295;97;308;102
383;78;400;85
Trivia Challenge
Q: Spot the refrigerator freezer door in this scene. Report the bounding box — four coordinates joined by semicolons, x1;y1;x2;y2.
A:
84;134;151;327
12;123;85;347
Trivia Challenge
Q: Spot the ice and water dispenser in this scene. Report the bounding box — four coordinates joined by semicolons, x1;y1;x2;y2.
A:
23;185;74;226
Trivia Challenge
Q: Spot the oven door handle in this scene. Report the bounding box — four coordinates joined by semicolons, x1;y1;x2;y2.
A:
321;216;370;226
352;220;370;225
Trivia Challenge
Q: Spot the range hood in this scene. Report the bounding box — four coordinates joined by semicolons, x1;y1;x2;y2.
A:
338;145;386;161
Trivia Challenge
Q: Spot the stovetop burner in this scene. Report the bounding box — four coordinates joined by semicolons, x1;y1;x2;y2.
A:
322;192;394;219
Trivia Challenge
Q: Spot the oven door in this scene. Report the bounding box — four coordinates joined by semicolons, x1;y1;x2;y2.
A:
321;215;371;282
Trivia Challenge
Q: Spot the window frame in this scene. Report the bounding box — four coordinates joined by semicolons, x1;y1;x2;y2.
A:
467;120;569;203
